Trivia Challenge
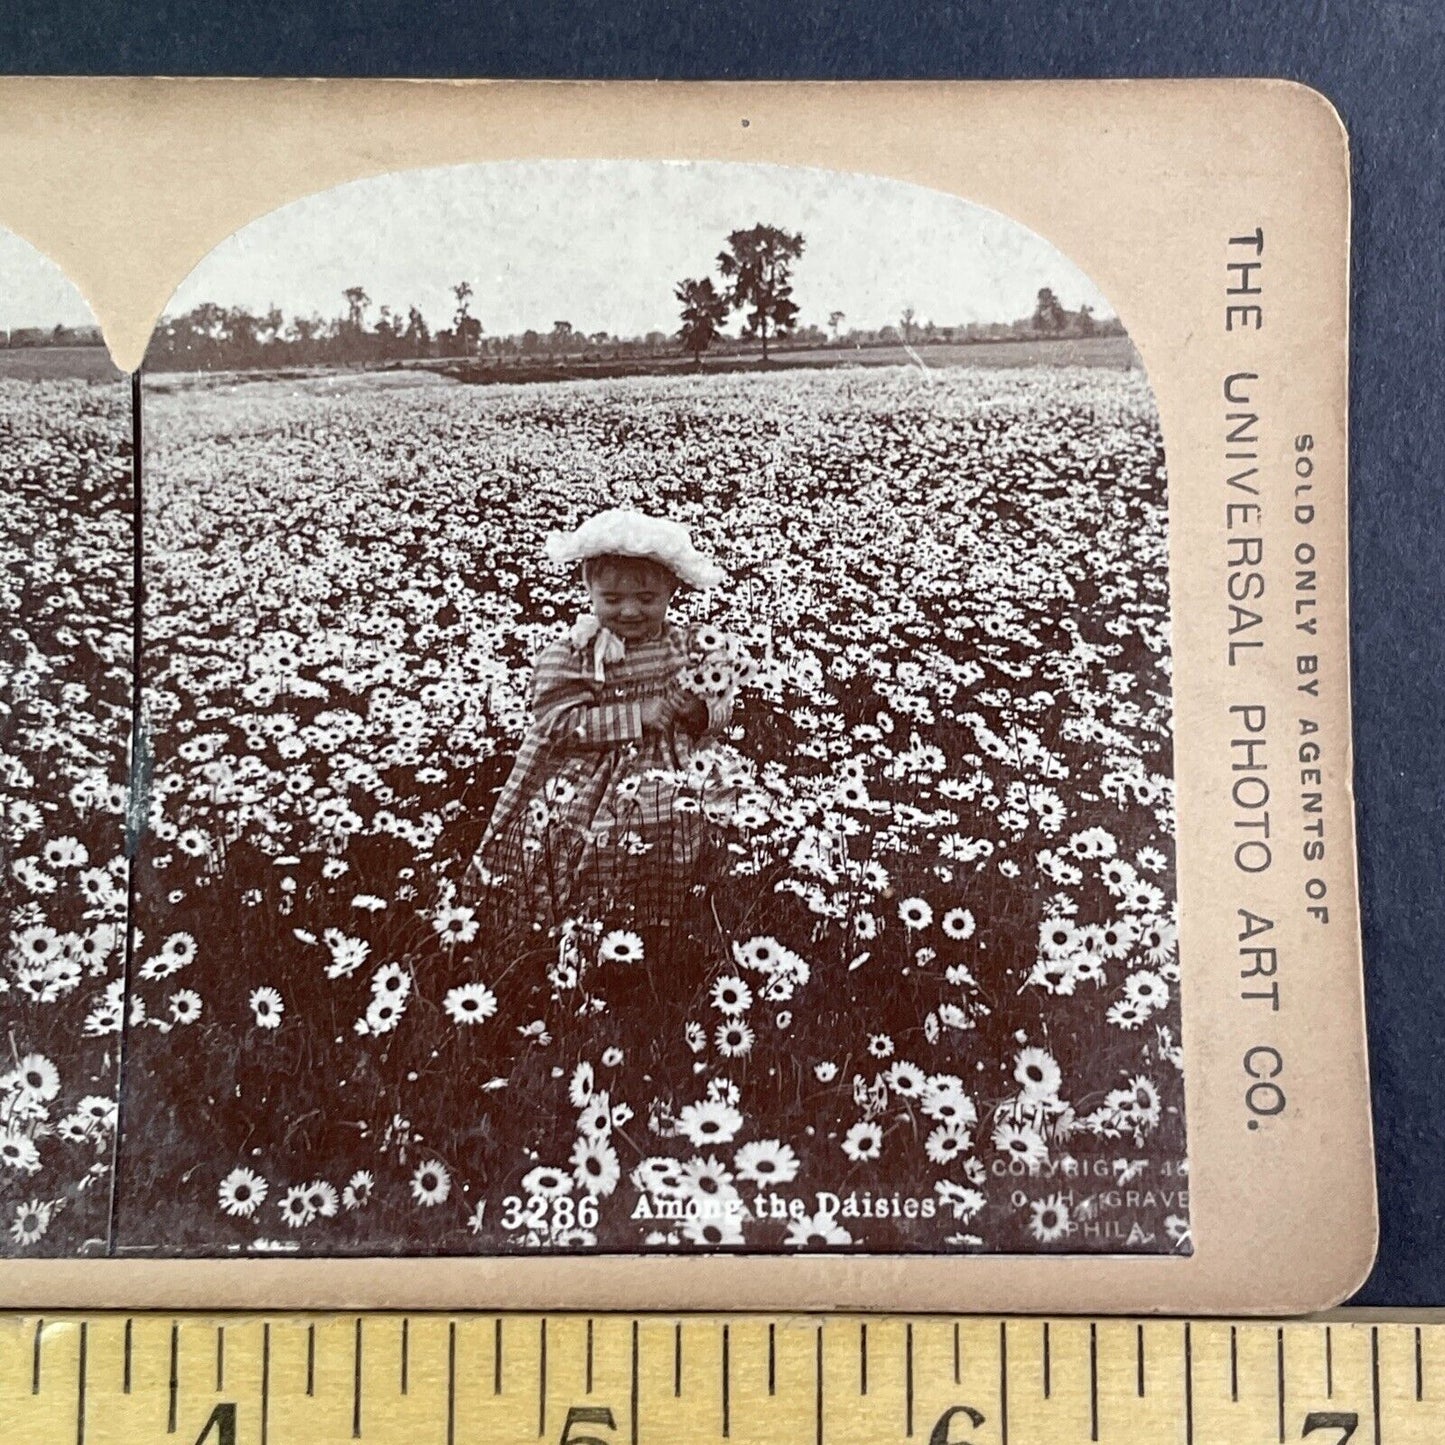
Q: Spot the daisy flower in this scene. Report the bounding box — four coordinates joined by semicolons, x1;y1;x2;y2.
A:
629;1158;685;1198
217;1167;268;1217
522;1165;573;1199
940;907;976;941
432;905;480;944
1013;1048;1063;1103
342;1171;374;1209
571;1136;621;1198
9;1199;53;1247
992;1122;1049;1169
784;1210;853;1248
371;962;412;1000
598;930;644;964
568;1063;597;1109
444;982;497;1025
710;976;752;1016
1029;1194;1073;1244
733;1139;800;1187
714;1020;754;1057
675;1100;744;1148
16;1054;59;1102
1123;971;1169;1011
305;1180;340;1218
934;1181;986;1221
921;1078;978;1128
681;1214;747;1248
278;1187;316;1229
0;1132;42;1174
925;1125;973;1166
168;990;203;1024
249;987;284;1028
885;1061;927;1097
866;1033;894;1059
577;1093;613;1139
364;994;405;1035
840;1121;883;1162
410;1160;451;1207
897;897;933;930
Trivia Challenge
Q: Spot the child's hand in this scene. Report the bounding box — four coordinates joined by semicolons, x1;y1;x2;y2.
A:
672;692;709;737
640;695;672;733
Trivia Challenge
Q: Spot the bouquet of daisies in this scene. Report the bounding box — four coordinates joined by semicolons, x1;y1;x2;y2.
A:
677;622;761;701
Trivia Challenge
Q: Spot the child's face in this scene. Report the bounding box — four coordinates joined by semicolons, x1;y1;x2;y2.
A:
586;563;676;641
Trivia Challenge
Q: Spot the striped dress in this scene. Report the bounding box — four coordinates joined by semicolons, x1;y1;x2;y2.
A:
465;618;735;929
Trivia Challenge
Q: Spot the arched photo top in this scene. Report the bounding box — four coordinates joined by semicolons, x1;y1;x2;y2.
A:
0;225;120;381
145;159;1150;387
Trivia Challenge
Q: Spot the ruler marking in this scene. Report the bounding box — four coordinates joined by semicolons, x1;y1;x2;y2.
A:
586;1318;594;1395
1417;1325;1425;1402
1277;1327;1286;1444
495;1317;503;1395
1229;1325;1238;1403
1089;1322;1099;1443
767;1323;775;1397
76;1321;87;1445
1372;1326;1382;1445
953;1322;960;1386
906;1323;915;1438
722;1324;731;1438
123;1318;131;1395
1136;1324;1145;1397
216;1325;225;1393
860;1322;867;1395
539;1318;547;1440
352;1317;363;1439
32;1317;43;1395
1325;1325;1333;1397
999;1321;1009;1445
815;1325;824;1445
674;1322;683;1397
1184;1323;1194;1445
1042;1322;1051;1399
261;1322;270;1445
630;1319;639;1445
307;1323;316;1397
168;1321;179;1434
402;1317;409;1396
447;1322;456;1445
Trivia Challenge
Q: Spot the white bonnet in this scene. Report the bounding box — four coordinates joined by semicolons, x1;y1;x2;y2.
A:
544;508;725;590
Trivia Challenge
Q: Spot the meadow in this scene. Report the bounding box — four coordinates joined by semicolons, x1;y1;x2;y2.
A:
0;376;132;1255
1;362;1186;1257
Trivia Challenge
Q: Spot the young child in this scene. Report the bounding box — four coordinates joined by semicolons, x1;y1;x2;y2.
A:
467;508;736;930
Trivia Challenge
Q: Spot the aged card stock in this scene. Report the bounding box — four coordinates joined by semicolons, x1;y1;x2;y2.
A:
0;78;1372;1314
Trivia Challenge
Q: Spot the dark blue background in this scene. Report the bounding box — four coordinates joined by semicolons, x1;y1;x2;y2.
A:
1;0;1439;1306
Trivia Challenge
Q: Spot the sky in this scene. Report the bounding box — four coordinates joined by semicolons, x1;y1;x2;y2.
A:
0;229;100;331
159;160;1117;338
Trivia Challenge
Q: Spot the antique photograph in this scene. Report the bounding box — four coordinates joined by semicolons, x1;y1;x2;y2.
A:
0;229;132;1257
3;159;1185;1259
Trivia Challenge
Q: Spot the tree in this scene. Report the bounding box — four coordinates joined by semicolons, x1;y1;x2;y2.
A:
716;223;806;362
675;277;730;368
900;306;917;343
453;282;482;357
1076;303;1096;337
550;320;574;354
828;309;845;342
1031;287;1068;334
405;306;431;357
343;287;371;335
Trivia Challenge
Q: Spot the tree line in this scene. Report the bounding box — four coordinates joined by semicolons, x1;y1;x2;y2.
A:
138;221;1119;372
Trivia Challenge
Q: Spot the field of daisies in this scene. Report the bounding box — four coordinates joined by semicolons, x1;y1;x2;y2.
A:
0;377;133;1255
4;360;1188;1258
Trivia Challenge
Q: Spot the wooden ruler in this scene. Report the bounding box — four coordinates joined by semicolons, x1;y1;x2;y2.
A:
1;1312;1440;1444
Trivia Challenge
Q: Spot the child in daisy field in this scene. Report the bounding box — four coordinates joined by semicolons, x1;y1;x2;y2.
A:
465;508;756;932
